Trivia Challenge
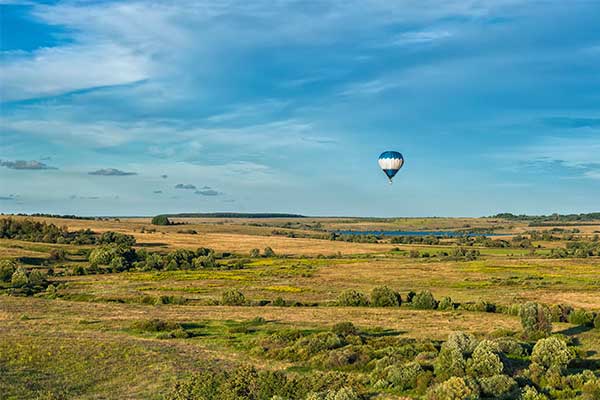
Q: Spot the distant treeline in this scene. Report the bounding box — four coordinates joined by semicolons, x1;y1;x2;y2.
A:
163;212;307;219
6;213;97;220
492;212;600;222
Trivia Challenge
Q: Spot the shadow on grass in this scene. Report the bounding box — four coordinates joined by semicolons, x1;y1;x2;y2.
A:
136;242;167;248
556;325;593;336
18;256;47;265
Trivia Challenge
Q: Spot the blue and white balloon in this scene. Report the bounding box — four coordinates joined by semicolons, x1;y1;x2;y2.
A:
378;151;404;183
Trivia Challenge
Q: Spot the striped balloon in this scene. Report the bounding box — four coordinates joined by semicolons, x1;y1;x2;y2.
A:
378;151;404;183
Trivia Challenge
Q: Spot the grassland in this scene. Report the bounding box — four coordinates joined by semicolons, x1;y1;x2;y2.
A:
1;215;599;399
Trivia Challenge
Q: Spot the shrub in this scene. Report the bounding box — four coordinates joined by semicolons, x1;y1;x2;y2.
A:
10;267;29;288
425;377;477;400
438;296;454;311
221;289;246;306
132;319;181;332
263;247;276;257
413;290;437;310
550;304;573;323
583;378;600;400
332;322;358;337
521;386;549;400
478;374;517;399
250;248;260;258
324;387;359;400
530;336;573;374
370;286;401;307
446;332;478;355
519;302;552;338
295;332;343;358
0;259;17;282
336;289;369;307
568;309;595;326
151;215;171;225
466;340;503;378
272;297;287;307
98;231;136;246
435;347;466;380
386;361;423;390
594;314;600;329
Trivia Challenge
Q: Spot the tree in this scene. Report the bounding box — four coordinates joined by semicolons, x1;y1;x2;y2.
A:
0;259;17;282
250;248;260;258
413;290;438;310
263;247;276;257
151;215;171;226
221;289;246;306
336;289;369;306
466;340;503;378
519;302;552;338
530;336;573;374
370;286;401;307
426;377;477;400
11;267;29;288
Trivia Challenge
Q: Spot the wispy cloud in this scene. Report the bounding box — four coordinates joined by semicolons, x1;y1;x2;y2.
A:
175;183;196;190
88;168;136;176
0;160;56;170
195;189;220;196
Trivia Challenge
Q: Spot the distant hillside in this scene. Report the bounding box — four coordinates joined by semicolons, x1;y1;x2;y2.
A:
492;212;600;225
165;212;307;219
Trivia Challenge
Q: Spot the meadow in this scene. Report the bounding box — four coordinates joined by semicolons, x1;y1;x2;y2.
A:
1;215;599;399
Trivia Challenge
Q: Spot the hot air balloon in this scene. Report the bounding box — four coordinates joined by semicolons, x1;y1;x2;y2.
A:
378;151;404;183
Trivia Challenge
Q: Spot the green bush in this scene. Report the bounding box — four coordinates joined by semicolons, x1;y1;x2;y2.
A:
425;377;477;400
466;340;503;378
250;248;260;258
332;322;358;337
478;374;517;399
370;286;401;307
263;247;276;257
582;378;600;400
568;309;595;326
10;267;29;288
221;289;246;306
521;386;549;400
386;361;423;390
438;296;454;311
151;215;171;225
336;289;369;307
530;336;574;374
434;347;466;381
0;259;17;282
132;319;181;332
519;302;552;338
413;290;437;310
594;314;600;329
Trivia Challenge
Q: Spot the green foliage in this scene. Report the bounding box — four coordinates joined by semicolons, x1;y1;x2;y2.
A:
568;309;595;326
263;247;276;257
222;289;246;306
520;386;549;400
425;377;477;400
0;259;17;282
336;289;369;307
89;244;136;271
530;336;574;374
466;340;503;378
438;296;454;311
370;286;401;307
519;302;552;338
151;215;171;225
478;375;517;399
11;267;29;288
331;322;358;337
0;217;97;244
250;248;260;258
385;361;423;391
132;319;181;332
98;231;136;247
412;290;438;310
594;313;600;329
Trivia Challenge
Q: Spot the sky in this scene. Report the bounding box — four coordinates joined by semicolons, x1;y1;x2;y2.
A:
1;0;600;217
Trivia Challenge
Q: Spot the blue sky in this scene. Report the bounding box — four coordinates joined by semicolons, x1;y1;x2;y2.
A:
1;0;600;217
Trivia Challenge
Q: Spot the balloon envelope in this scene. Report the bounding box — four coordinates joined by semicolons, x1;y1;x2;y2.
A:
378;151;404;181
